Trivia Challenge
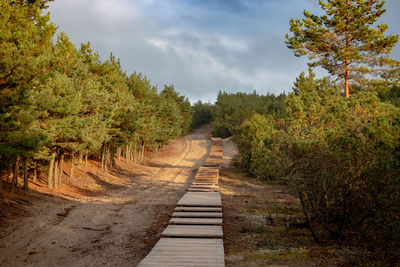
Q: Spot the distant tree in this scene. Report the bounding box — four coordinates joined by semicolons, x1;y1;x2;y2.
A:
161;85;193;136
191;101;214;129
286;0;399;98
212;91;286;138
378;84;400;107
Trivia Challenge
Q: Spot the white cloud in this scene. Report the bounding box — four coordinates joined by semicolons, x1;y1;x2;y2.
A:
147;38;169;51
47;0;400;102
93;0;135;23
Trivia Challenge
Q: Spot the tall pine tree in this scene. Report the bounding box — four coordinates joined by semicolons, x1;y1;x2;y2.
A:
285;0;399;98
0;1;55;174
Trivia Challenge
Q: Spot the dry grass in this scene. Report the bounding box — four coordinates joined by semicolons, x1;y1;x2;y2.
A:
220;168;396;267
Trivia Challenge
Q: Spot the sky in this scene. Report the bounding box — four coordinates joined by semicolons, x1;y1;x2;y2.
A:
48;0;400;103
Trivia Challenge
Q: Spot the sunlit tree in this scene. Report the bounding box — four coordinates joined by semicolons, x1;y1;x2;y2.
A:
286;0;399;98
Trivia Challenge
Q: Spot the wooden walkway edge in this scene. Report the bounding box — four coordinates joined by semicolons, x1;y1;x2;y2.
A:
138;137;225;267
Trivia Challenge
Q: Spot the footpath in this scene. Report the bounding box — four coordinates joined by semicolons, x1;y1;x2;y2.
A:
138;138;225;267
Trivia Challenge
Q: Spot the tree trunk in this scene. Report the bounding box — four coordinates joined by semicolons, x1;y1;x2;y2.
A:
111;149;116;169
345;9;350;99
54;155;59;190
33;162;37;182
69;153;74;186
126;143;132;163
345;59;350;98
58;153;64;188
7;166;13;184
142;144;146;164
109;148;113;170
85;155;88;167
78;153;83;169
101;144;105;170
11;157;20;193
104;147;108;172
48;152;55;189
23;157;29;191
0;170;3;196
133;143;137;163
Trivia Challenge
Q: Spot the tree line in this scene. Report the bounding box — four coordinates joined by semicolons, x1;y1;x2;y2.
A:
0;1;213;194
212;91;286;138
214;0;400;261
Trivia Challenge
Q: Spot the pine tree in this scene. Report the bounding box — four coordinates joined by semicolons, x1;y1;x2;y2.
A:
285;0;399;98
0;1;55;187
161;85;193;136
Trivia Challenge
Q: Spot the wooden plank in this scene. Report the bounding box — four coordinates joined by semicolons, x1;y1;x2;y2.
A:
188;187;219;192
191;183;218;186
208;154;223;158
203;163;221;168
198;167;219;173
193;180;218;183
188;189;219;192
192;182;218;184
177;192;222;207
195;174;218;178
138;238;225;267
169;217;223;225
194;177;218;180
174;207;222;212
194;178;218;182
172;212;223;218
188;188;219;192
198;167;219;172
195;174;218;179
194;175;218;179
161;225;223;238
196;173;218;176
190;185;219;188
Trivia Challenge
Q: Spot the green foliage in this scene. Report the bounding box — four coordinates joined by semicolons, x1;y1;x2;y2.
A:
378;84;400;107
161;84;193;137
284;83;400;256
213;91;286;138
236;114;283;180
286;0;399;96
191;101;214;129
235;70;400;259
0;0;56;169
0;2;195;185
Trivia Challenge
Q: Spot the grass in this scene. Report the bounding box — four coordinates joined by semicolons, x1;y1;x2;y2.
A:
221;167;400;266
221;167;342;266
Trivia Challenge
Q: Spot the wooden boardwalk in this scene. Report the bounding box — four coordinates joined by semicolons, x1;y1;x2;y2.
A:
138;138;225;267
138;238;225;267
177;192;222;207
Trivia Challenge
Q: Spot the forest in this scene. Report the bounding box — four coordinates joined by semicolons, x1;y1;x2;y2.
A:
212;0;400;261
0;1;213;194
1;0;400;265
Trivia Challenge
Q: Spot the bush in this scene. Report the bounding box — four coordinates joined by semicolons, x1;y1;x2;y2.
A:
236;114;285;180
235;74;400;259
274;86;399;261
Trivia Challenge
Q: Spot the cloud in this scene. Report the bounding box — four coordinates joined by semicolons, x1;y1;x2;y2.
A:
48;0;400;103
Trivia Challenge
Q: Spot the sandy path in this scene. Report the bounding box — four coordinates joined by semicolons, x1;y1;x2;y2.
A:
0;125;212;267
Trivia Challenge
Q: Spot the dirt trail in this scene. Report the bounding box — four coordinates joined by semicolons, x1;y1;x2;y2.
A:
0;125;212;267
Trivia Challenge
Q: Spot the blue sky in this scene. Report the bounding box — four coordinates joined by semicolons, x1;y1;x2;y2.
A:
48;0;400;103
